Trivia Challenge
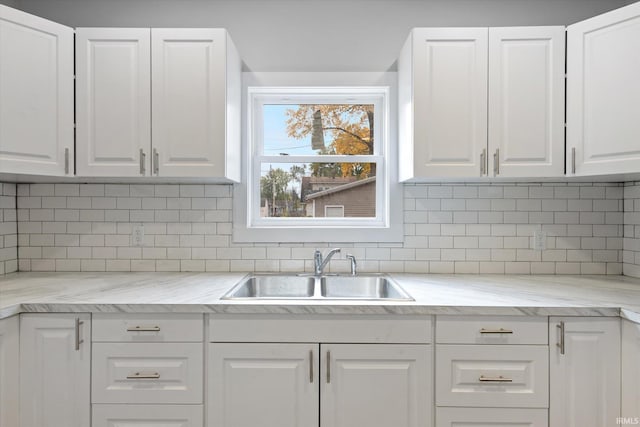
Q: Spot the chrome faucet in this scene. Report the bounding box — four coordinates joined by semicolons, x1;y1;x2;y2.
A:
346;254;357;275
314;248;341;276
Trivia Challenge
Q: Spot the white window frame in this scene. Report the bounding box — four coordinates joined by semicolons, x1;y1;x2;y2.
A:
233;72;403;243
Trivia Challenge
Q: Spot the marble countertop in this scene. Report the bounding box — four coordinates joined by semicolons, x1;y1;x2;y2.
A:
1;272;640;322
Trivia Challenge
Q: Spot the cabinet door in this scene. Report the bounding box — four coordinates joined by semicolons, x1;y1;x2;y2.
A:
567;2;640;176
20;313;90;427
549;317;620;427
488;26;565;178
622;320;640;420
152;28;229;177
76;28;151;177
411;28;488;178
208;343;318;427
0;316;19;427
321;344;431;427
0;5;73;176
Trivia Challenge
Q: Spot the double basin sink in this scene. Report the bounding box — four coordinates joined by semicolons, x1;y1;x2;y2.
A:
222;274;413;301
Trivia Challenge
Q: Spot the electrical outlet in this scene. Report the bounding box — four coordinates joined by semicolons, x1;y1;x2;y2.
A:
132;224;145;247
533;229;547;251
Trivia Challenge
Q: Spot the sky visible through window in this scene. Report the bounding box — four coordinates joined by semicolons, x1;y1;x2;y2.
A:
263;105;316;156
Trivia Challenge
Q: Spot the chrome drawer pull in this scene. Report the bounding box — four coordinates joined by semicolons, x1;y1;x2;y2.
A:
479;375;513;383
127;326;161;332
127;372;161;380
479;328;513;334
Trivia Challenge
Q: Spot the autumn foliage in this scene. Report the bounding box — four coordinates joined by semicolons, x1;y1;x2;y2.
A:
285;104;374;178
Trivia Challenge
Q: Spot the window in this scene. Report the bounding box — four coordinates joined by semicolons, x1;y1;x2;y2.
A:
324;205;345;217
234;80;402;243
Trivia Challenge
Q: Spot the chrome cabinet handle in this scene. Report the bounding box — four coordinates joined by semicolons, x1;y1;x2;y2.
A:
571;147;576;174
75;317;84;351
127;372;160;380
127;325;161;332
153;148;159;175
326;351;331;384
480;328;513;334
480;148;487;176
139;149;146;175
479;375;512;382
493;148;500;176
65;148;70;175
309;350;314;383
557;321;565;355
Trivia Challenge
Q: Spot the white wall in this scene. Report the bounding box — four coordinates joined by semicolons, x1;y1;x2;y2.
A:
11;0;632;71
0;0;19;8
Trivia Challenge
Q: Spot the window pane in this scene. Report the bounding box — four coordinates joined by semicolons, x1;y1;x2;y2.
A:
259;162;376;218
263;104;374;156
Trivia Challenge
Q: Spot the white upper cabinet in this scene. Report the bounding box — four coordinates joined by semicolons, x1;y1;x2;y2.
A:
0;5;73;176
399;26;565;180
75;27;241;180
488;27;565;178
152;28;241;179
399;28;488;179
567;2;640;176
76;28;151;177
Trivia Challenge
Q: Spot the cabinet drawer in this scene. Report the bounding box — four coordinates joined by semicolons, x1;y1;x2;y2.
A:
436;407;548;427
436;345;548;408
436;316;547;344
92;404;203;426
92;343;203;404
92;314;203;342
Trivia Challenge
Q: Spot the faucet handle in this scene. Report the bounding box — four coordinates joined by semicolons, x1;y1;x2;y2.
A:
346;254;357;276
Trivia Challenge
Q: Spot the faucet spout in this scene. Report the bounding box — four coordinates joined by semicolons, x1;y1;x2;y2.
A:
314;248;341;276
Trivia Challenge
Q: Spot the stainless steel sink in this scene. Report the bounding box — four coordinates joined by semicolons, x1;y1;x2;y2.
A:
221;275;315;299
221;274;413;301
320;275;413;300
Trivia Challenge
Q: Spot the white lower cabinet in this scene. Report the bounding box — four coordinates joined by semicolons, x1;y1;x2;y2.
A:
436;407;548;427
208;342;432;427
0;316;19;427
91;314;205;427
434;315;549;427
622;320;640;421
92;342;203;404
321;344;430;427
92;404;203;427
549;317;621;427
436;345;549;408
19;313;91;427
209;343;318;427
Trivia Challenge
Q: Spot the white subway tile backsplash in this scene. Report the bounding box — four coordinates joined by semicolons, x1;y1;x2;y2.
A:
1;181;632;276
624;182;640;278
